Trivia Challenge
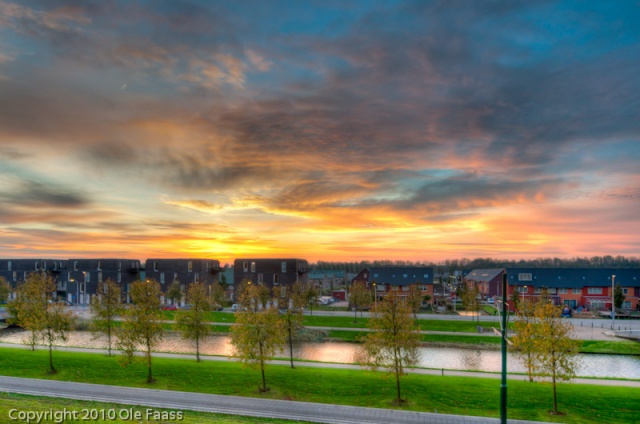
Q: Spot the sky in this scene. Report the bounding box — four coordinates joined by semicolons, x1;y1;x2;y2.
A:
0;0;639;264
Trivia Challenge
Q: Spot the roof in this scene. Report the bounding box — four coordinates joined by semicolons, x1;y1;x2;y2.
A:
463;269;504;283
368;266;434;286
308;270;346;279
506;268;640;288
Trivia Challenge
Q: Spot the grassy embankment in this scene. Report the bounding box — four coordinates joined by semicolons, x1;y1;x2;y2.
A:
0;347;638;424
161;311;640;354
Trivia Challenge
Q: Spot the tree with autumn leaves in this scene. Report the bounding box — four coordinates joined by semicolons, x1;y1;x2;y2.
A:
360;291;421;404
510;297;580;415
176;282;212;362
230;284;285;392
8;272;75;373
90;278;123;357
117;278;164;383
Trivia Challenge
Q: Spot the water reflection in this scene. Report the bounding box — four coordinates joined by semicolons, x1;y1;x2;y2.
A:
1;330;639;379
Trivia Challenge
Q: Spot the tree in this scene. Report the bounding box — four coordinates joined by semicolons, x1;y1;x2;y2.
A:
8;272;74;373
360;291;421;404
210;281;227;309
0;277;9;303
118;279;164;383
165;281;182;306
349;282;371;323
460;282;480;322
613;283;625;313
230;284;286;392
533;301;580;415
406;285;423;319
510;299;538;382
176;283;212;362
90;278;123;356
302;283;320;316
280;283;306;368
533;301;578;410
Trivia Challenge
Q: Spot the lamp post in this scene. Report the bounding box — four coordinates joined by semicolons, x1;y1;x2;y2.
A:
612;274;616;329
372;283;377;307
522;285;527;305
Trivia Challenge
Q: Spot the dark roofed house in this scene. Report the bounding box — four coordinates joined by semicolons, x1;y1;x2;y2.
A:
352;266;434;302
233;258;309;300
463;269;505;299
506;268;640;311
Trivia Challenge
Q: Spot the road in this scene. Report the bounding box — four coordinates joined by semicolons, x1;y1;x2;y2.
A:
0;375;548;424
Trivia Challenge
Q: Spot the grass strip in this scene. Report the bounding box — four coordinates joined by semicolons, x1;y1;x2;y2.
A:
0;393;300;424
0;347;638;423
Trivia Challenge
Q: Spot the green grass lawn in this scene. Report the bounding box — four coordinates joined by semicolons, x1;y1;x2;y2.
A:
0;393;300;424
0;347;638;423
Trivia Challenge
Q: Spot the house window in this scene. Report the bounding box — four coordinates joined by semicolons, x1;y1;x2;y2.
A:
622;288;629;295
281;261;287;273
572;288;581;294
258;273;263;284
85;273;91;283
174;272;178;282
118;261;122;271
154;261;158;272
419;285;428;291
588;287;603;294
243;262;248;272
160;273;165;284
97;261;102;271
98;272;103;283
13;271;17;281
423;274;429;278
188;261;193;272
34;261;39;270
558;288;568;294
547;288;557;294
273;274;279;285
518;273;532;281
403;274;408;278
7;261;11;271
74;261;78;271
117;272;122;283
194;273;199;283
250;262;256;273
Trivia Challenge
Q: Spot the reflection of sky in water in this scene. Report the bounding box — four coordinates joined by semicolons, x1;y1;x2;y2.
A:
1;331;639;379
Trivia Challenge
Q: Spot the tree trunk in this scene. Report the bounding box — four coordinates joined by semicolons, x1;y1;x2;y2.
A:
552;370;558;414
353;302;358;323
147;340;154;383
107;324;112;357
196;335;200;362
288;325;294;369
48;341;55;374
260;361;267;392
395;368;401;403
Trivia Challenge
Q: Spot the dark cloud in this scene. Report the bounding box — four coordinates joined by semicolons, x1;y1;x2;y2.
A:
0;179;88;208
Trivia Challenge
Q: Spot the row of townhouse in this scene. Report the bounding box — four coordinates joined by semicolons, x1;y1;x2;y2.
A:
463;268;640;311
0;258;222;305
350;266;435;302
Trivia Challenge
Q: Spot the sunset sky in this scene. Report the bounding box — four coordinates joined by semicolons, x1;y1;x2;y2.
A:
0;1;639;264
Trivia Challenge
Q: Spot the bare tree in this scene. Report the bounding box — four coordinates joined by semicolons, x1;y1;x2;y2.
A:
280;283;306;368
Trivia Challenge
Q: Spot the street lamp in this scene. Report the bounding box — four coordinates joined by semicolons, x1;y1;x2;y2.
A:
522;285;527;305
612;275;616;329
372;283;377;307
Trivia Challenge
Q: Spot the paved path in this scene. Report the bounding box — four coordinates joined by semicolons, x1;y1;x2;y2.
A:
0;376;546;424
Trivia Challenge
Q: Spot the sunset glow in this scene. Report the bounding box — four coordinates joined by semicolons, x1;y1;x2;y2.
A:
0;1;639;264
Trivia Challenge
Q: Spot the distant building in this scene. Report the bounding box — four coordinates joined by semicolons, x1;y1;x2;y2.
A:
505;268;640;311
233;258;309;299
0;258;65;299
463;269;505;299
308;270;346;292
144;259;220;304
351;266;434;302
66;259;141;304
